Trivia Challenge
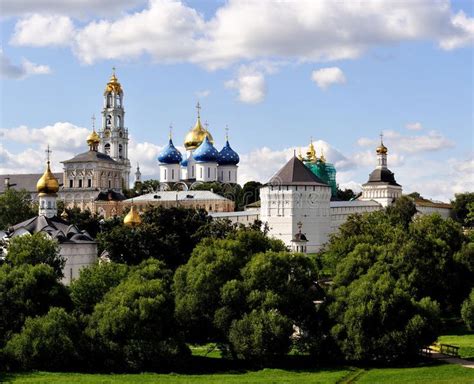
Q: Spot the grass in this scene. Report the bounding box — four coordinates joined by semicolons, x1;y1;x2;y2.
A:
2;363;474;384
437;333;474;360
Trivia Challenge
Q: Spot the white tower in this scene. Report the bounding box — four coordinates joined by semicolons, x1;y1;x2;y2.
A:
361;134;402;207
260;156;331;253
37;146;59;218
158;128;183;184
99;68;131;187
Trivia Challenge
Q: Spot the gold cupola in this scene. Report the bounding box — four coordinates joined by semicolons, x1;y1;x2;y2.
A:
376;134;388;155
104;67;123;94
124;205;141;227
37;148;59;196
184;102;214;150
86;130;100;146
306;138;317;163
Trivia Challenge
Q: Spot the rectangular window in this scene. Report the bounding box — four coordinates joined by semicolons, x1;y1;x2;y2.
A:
200;168;203;178
228;170;231;181
172;169;175;179
208;167;210;178
78;179;83;188
69;179;73;188
108;180;111;188
164;169;167;179
87;179;92;188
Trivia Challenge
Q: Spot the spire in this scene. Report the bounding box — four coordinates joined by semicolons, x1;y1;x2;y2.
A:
169;124;173;140
225;125;229;142
196;101;201;120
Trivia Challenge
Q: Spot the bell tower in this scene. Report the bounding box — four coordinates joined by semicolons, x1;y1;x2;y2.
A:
99;68;131;188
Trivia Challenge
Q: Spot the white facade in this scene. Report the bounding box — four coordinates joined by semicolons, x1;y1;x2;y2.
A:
195;162;218;182
160;164;181;183
218;165;238;183
361;184;403;207
38;193;58;218
260;184;332;253
61;242;97;285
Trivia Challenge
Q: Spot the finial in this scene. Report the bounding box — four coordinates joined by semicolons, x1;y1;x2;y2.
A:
112;66;116;75
169;124;173;140
225;125;229;141
204;121;209;131
45;145;52;164
380;132;384;145
137;162;140;171
196;101;201;119
91;114;96;131
310;136;313;144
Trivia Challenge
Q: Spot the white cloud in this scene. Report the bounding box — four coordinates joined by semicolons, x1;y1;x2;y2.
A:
0;49;51;79
195;89;210;98
311;67;346;90
225;65;266;104
1;0;146;18
0;122;89;151
439;10;474;50
357;130;454;153
11;15;75;47
127;140;162;178
405;122;423;131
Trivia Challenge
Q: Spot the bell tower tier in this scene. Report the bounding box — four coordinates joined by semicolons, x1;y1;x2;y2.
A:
98;68;131;188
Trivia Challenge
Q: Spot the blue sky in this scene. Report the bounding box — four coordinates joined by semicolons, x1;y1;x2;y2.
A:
1;0;473;201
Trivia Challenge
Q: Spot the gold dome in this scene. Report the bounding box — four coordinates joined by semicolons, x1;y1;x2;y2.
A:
124;205;141;227
86;129;100;145
37;161;59;195
376;143;388;155
306;140;317;163
104;69;123;94
184;117;214;150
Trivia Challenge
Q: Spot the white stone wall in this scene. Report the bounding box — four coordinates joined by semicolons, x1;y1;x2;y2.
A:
159;164;180;183
218;165;238;183
260;184;331;253
196;162;218;182
329;203;382;233
415;205;451;219
60;242;97;285
361;184;402;207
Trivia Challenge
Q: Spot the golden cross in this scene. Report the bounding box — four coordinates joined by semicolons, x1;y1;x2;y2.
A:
45;144;52;163
91;114;96;130
196;101;201;119
169;124;173;139
225;125;229;141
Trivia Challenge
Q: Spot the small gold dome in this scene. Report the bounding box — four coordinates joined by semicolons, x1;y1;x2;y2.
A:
376;143;388;155
37;161;59;195
306;141;317;163
124;205;141;227
86;130;100;145
184;117;214;150
104;71;123;94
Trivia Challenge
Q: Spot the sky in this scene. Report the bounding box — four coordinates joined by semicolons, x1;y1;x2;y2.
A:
0;0;473;202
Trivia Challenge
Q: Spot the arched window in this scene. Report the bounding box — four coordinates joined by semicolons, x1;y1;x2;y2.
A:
106;115;112;127
116;115;121;127
107;94;112;107
115;95;121;107
118;144;123;159
104;143;111;155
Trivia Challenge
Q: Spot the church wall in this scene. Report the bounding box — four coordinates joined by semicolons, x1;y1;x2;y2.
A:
60;242;97;285
218;165;238;183
195;162;218;182
361;184;402;207
329;203;382;233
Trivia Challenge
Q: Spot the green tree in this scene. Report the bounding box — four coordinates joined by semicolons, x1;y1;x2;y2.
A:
0;189;35;230
86;259;189;371
228;309;293;362
0;263;70;347
329;265;440;362
63;207;102;238
451;192;474;227
70;262;129;316
238;181;262;209
6;233;64;278
174;229;285;343
461;288;474;330
386;195;418;228
336;188;356;201
139;179;160;194
4;307;80;371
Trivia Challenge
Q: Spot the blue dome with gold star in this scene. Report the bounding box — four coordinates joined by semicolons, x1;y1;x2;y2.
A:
218;140;239;165
193;136;219;163
157;139;182;164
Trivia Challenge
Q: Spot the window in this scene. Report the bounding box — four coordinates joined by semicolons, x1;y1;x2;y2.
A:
78;179;83;188
200;168;203;179
88;179;92;188
229;170;231;181
69;179;73;188
104;143;111;155
164;169;167;179
207;167;210;178
106;115;112;127
118;144;123;159
108;180;112;188
172;169;175;179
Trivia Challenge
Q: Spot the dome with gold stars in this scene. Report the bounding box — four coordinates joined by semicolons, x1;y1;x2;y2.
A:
104;70;123;94
124;205;141;227
37;161;59;195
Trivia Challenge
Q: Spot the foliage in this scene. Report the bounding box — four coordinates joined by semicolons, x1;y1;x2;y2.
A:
0;263;70;347
0;189;36;230
385;195;418;228
451;192;474;227
63;207;102;238
70;262;129;316
85;259;189;371
174;229;286;343
228;309;293;362
137;179;160;195
461;288;474;330
97;206;214;268
6;233;64;278
4;307;80;371
329;265;441;362
336;188;356;201
437;332;474;359
238;181;262;209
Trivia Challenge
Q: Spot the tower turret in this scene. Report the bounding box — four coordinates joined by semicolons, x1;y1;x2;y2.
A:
99;68;131;187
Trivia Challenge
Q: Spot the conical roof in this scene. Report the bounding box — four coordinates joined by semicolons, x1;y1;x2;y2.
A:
267;156;328;186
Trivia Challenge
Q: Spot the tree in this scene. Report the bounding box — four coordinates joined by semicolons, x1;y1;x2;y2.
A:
64;207;102;238
228;309;293;362
0;263;70;347
461;288;474;330
4;307;80;371
70;262;129;316
336;188;356;201
0;189;36;230
451;192;474;227
139;179;160;194
86;259;189;371
386;195;418;228
174;229;286;343
238;181;262;209
329;265;440;362
6;233;64;278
